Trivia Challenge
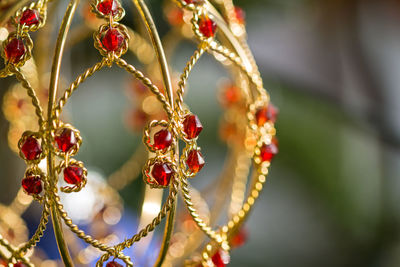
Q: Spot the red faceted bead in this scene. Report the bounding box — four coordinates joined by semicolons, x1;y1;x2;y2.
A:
234;6;245;24
97;0;119;16
14;262;27;267
183;114;203;139
153;129;173;150
186;150;205;174
101;28;125;52
260;142;278;162
64;165;84;185
151;162;173;186
211;250;230;267
55;128;78;153
21;176;42;195
19;9;40;26
255;104;278;126
21;136;42;161
106;261;123;267
4;38;26;64
199;16;217;38
183;0;204;4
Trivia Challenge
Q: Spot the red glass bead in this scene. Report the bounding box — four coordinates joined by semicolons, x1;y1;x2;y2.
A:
166;7;184;26
55;128;78;153
199;16;217;38
101;28;124;52
19;9;40;26
21;176;42;195
97;0;119;16
211;250;230;267
106;262;123;267
153;129;173;150
183;114;203;139
186;150;205;174
183;0;204;4
21;136;42;161
14;262;27;267
260;142;278;162
255;104;278;126
151;162;173;186
234;6;245;24
222;85;240;106
231;228;248;248
4;38;26;64
64;165;84;185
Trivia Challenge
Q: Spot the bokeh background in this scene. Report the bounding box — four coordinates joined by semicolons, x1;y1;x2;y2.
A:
1;0;400;266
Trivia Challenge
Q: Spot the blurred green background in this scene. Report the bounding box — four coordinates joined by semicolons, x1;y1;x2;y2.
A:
1;0;400;266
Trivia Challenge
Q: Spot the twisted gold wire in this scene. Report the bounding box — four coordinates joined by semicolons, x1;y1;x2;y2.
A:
17;180;51;254
209;42;266;99
180;177;224;243
175;44;206;115
0;234;32;267
229;151;251;216
116;177;179;249
54;194;115;254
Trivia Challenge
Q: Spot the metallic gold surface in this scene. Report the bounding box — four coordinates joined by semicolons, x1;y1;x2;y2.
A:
0;0;276;265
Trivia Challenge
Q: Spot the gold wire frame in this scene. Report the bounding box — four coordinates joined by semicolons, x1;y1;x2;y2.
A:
0;0;277;266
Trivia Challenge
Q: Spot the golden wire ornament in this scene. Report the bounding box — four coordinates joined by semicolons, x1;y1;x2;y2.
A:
0;0;278;266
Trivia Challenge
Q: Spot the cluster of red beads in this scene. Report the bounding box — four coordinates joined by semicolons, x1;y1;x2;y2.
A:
19;133;44;196
182;114;205;174
255;104;278;126
255;103;279;163
3;7;43;65
54;126;85;186
95;0;127;55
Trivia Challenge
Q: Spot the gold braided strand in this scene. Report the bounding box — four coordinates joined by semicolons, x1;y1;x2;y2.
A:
53;193;115;254
209;41;266;98
115;177;179;249
229;151;252;216
175;43;206;115
180;177;225;244
0;234;32;266
16;191;50;254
